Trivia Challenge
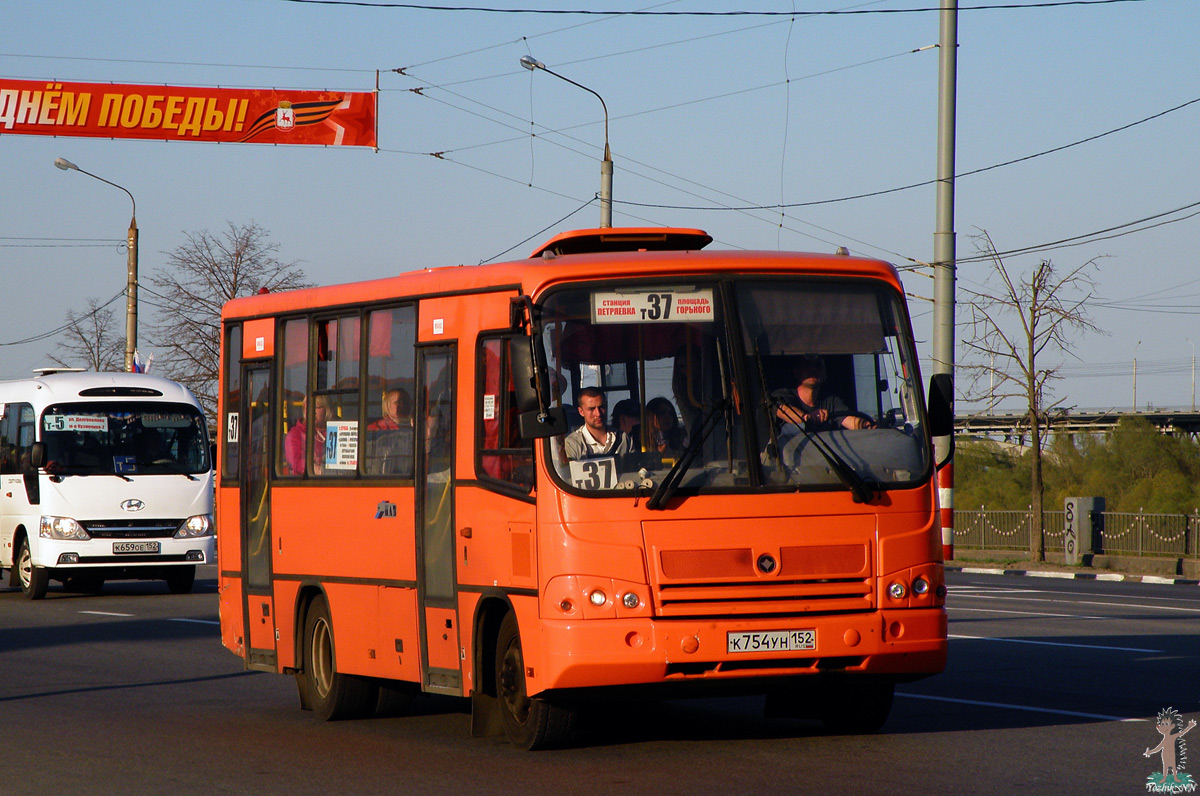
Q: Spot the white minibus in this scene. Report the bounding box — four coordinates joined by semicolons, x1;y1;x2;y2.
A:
0;369;214;599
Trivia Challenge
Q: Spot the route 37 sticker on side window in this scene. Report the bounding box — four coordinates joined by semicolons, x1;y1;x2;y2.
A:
591;288;714;324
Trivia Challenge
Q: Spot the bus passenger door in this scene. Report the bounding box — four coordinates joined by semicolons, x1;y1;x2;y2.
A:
416;345;461;694
241;364;278;670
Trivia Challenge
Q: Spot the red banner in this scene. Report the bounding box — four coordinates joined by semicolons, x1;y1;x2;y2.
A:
0;79;377;147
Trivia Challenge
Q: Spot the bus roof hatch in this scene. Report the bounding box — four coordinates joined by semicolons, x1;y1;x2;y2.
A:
530;227;713;258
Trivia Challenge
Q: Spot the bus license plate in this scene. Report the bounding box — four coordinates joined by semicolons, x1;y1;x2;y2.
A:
113;541;160;554
727;629;816;654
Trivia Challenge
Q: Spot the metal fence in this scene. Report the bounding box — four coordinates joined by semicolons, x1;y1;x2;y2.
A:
955;509;1200;558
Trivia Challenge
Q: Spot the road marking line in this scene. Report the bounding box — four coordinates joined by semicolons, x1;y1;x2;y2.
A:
949;633;1161;653
169;618;220;625
895;692;1146;722
79;610;134;617
949;606;1108;620
955;592;1200;614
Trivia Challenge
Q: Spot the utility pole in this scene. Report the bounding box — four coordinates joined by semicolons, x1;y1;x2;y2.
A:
932;2;958;560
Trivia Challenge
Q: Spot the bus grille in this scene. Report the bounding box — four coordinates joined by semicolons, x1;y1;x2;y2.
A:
81;519;182;539
651;543;874;618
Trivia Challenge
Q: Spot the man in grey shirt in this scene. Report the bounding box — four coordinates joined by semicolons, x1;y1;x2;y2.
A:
562;387;633;460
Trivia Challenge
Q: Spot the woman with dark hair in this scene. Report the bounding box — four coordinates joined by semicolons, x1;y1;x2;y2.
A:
646;396;687;458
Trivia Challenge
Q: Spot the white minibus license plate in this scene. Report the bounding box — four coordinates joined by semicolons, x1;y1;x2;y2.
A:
727;629;816;654
113;541;160;554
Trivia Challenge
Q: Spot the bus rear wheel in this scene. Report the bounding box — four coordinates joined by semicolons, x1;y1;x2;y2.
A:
16;538;48;600
299;594;378;721
494;611;575;750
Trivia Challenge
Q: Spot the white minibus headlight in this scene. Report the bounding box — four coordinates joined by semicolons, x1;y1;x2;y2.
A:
175;514;213;538
40;516;90;541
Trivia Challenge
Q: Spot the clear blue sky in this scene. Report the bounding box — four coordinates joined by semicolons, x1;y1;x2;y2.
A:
3;0;1197;414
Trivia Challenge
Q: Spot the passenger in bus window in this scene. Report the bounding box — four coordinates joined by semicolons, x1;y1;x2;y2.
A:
285;394;331;475
369;388;412;430
611;398;642;451
646;396;688;457
134;428;168;464
366;388;414;476
563;387;633;460
773;356;874;431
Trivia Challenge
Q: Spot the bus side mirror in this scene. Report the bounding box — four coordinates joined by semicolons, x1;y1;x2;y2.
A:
511;340;568;439
927;373;954;439
30;442;46;469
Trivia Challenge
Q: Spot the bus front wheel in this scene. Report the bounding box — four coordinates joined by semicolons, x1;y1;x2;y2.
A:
16;538;49;600
494;611;575;750
299;594;378;721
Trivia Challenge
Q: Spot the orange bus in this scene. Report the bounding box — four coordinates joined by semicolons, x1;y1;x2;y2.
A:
216;227;952;749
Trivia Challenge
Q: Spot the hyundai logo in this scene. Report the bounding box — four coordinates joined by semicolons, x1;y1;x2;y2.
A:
120;499;146;512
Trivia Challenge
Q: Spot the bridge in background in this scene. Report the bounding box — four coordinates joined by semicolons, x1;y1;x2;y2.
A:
955;408;1200;442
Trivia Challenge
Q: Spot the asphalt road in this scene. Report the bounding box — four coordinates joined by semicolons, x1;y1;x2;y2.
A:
2;566;1196;796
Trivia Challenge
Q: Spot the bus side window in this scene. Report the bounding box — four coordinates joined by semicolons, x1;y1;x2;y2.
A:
478;336;534;492
0;404;15;474
363;305;416;478
278;317;308;476
222;323;242;480
3;403;37;477
312;316;361;477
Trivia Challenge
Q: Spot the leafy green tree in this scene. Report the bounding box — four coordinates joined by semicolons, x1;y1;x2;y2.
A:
961;416;1200;520
953;439;1031;511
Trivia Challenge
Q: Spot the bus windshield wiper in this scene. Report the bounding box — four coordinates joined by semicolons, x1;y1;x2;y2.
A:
769;396;878;504
646;398;728;511
151;460;200;480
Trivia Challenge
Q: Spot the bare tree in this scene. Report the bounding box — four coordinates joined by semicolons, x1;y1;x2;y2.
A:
960;231;1104;560
145;221;310;417
52;296;126;372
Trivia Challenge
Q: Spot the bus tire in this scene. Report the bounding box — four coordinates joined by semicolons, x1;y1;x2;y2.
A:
17;537;49;600
300;594;378;721
165;566;196;595
495;611;575;750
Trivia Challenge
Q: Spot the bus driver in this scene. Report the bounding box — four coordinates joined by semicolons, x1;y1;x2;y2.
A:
562;387;633;461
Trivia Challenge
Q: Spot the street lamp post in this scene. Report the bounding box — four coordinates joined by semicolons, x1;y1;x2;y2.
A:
54;157;138;373
1132;340;1141;411
520;55;613;228
1188;338;1196;412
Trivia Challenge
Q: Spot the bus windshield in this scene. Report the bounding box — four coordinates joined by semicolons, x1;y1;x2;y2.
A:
41;401;210;476
541;278;929;496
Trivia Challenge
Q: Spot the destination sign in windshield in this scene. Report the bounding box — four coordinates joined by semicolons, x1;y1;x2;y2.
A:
591;289;714;324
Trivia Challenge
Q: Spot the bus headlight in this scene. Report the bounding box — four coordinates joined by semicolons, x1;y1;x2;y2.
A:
175;514;214;538
40;516;91;541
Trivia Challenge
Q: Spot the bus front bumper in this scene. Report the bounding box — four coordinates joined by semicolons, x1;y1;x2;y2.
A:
528;607;947;695
31;535;215;570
